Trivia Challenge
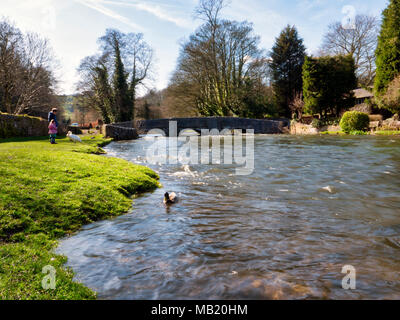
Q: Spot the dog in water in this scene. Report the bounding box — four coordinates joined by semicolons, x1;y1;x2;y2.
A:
164;192;178;205
67;131;82;143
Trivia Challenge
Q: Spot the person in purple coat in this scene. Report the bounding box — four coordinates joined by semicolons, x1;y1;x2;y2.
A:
48;119;58;144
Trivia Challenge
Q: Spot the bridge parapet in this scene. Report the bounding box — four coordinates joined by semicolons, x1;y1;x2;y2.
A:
135;117;290;136
105;117;290;140
104;121;138;141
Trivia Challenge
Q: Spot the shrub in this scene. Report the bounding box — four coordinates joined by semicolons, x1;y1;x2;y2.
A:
311;117;340;129
311;118;322;128
340;111;370;133
380;75;400;115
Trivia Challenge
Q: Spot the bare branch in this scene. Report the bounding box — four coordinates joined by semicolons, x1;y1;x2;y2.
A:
321;14;379;86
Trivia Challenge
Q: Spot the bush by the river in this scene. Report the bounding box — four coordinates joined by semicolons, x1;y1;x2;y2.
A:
340;111;370;134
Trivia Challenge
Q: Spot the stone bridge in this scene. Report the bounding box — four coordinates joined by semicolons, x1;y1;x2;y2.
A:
104;117;290;140
135;117;290;136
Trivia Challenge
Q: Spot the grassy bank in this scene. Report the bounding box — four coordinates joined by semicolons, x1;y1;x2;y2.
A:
0;135;160;299
374;130;400;136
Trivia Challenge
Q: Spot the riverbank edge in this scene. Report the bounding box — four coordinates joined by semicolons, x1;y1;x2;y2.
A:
313;130;400;136
0;135;160;300
290;122;400;136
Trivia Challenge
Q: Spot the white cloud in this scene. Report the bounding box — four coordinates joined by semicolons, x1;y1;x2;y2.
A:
98;0;193;28
131;2;191;28
73;0;144;31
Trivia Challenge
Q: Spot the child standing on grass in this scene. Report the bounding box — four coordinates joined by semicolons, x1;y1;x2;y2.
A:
48;119;58;144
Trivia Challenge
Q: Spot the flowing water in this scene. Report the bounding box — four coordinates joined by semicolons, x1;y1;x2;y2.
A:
57;135;400;300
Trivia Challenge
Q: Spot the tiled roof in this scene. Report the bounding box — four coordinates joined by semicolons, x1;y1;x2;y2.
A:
352;88;374;99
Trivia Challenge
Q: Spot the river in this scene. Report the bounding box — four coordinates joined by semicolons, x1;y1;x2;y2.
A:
57;135;400;300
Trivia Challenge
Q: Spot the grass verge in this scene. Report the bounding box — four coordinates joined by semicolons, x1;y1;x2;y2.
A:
374;130;400;136
0;135;160;299
319;131;346;135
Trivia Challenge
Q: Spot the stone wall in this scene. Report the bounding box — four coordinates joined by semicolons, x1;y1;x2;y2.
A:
381;116;400;130
290;123;319;135
104;122;138;141
290;122;341;135
0;113;49;138
112;121;135;128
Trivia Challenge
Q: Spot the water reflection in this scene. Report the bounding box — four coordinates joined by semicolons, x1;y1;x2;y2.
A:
57;135;400;300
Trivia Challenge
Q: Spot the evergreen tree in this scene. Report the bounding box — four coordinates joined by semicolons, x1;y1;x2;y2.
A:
270;25;306;118
374;0;400;97
303;55;357;118
302;56;323;117
111;34;131;122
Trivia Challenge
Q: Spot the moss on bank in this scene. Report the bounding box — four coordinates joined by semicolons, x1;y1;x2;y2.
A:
0;135;160;300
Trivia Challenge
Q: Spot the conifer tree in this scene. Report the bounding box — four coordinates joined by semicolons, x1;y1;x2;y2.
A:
374;0;400;97
303;55;357;118
111;34;131;122
270;25;306;118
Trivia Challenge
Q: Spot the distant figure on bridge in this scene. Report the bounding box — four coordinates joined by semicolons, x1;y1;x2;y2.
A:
48;108;59;127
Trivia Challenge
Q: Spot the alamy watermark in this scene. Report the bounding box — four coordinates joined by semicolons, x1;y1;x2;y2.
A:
42;265;56;290
342;5;356;30
342;265;356;290
145;121;255;176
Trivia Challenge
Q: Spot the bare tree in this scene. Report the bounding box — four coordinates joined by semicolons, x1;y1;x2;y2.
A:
195;0;228;26
98;29;153;100
77;54;116;124
321;14;379;87
0;19;23;114
170;0;269;117
14;33;57;114
77;29;153;123
0;19;57;115
125;33;153;113
289;92;304;120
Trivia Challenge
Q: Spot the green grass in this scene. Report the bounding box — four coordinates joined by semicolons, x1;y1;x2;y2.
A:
374;130;400;136
320;131;346;135
0;135;160;300
349;130;369;135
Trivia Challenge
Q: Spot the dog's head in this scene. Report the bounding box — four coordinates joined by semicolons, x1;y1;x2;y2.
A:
67;131;72;136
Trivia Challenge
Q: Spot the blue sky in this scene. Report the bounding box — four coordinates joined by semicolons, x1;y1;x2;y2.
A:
0;0;389;95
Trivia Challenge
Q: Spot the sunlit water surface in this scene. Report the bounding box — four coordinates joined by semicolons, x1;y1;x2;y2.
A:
57;135;400;299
